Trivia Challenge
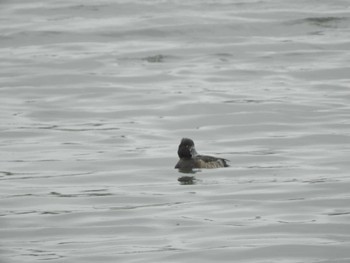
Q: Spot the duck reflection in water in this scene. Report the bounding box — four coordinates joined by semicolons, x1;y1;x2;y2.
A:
175;138;229;177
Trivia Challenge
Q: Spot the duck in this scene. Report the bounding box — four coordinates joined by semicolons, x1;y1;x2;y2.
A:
175;138;229;170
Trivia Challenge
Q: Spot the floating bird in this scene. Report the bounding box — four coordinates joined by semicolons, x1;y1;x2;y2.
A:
175;138;229;170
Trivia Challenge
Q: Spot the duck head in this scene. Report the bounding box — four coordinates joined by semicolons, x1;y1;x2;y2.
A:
177;138;198;159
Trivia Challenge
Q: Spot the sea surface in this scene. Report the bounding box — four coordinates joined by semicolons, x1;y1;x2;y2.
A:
1;1;350;262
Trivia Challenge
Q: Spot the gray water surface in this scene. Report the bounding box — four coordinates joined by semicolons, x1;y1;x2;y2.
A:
1;1;350;262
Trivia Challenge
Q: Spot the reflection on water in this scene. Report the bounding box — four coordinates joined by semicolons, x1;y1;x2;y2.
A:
1;0;350;262
177;166;201;184
178;175;197;185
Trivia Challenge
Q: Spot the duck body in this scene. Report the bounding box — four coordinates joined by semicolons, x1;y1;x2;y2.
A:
175;138;229;170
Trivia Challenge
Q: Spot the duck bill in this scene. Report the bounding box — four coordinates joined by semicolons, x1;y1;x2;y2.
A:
190;146;198;157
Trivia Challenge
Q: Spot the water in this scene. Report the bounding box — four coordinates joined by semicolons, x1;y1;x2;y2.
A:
1;1;350;262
